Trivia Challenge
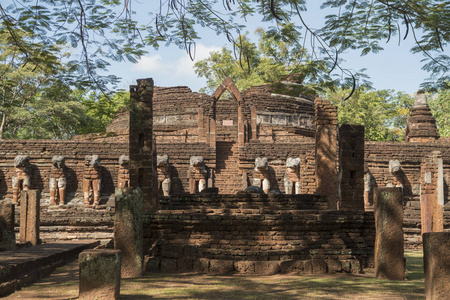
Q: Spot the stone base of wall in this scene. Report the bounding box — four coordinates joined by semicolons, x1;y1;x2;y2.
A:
144;194;375;273
144;257;362;275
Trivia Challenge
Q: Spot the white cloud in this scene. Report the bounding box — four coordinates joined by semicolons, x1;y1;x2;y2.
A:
128;44;221;92
131;54;165;73
175;44;221;78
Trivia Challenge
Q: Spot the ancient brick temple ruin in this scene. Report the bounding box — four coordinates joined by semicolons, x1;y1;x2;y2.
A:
0;76;449;275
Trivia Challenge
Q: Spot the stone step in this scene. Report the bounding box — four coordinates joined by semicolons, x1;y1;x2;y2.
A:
0;240;99;297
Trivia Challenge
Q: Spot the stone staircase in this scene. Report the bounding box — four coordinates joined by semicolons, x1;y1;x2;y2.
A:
214;141;242;194
0;241;99;297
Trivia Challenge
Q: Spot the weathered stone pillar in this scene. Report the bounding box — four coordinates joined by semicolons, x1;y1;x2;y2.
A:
338;125;365;211
19;190;40;245
423;232;450;300
314;98;338;209
79;249;121;300
250;105;257;140
129;78;155;211
114;188;143;278
209;116;216;149
374;187;405;280
0;202;15;251
238;106;245;146
198;108;205;142
420;151;444;234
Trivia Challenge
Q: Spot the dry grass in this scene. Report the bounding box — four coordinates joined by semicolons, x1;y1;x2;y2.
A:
6;251;424;300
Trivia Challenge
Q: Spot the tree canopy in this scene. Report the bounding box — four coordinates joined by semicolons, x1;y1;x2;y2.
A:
1;1;449;90
1;1;449;140
327;87;414;141
194;24;372;95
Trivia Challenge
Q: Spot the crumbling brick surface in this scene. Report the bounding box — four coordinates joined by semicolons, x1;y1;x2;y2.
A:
315;99;338;209
79;249;121;300
423;232;450;300
374;188;405;280
143;194;375;273
365;141;450;249
339;125;365;211
0;202;15;251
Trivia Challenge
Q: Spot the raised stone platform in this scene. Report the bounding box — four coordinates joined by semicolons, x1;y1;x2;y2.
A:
0;241;99;297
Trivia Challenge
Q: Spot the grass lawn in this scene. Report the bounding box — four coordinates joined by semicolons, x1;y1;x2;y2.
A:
6;251;424;300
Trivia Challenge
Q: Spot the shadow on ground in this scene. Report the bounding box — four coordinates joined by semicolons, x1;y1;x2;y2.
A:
5;251;424;300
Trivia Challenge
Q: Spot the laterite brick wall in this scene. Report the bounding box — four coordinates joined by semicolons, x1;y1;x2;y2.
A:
143;194;375;274
365;141;450;248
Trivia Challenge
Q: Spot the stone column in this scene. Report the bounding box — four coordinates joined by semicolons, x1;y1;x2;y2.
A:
114;188;143;278
238;106;245;146
198;108;205;143
420;151;444;234
374;187;405;280
209;116;216;149
0;203;15;251
314;98;338;209
338;125;365;211
19;190;40;245
79;249;121;300
129;78;155;211
250;105;257;140
423;232;450;300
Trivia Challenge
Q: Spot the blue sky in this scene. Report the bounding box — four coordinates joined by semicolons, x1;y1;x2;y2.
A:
106;2;437;94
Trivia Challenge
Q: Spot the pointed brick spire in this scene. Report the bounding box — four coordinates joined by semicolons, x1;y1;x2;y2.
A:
405;90;439;142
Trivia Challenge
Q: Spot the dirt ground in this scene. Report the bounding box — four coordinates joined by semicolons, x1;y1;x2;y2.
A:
5;251;424;300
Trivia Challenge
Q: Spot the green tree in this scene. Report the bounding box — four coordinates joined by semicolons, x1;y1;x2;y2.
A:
81;90;131;133
0;27;104;139
327;88;414;141
10;82;97;139
428;90;450;137
194;24;337;94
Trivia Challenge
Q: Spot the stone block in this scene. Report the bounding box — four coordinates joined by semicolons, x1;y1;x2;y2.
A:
254;261;280;275
341;260;351;273
143;256;160;272
374;187;405;280
209;259;234;274
161;243;184;259
19;190;40;245
114;188;143;278
327;259;342;274
234;261;255;274
311;259;327;274
178;258;193;272
279;260;309;274
0;203;15;251
423;232;450;300
350;259;362;274
79;249;121;300
193;258;209;273
160;258;177;272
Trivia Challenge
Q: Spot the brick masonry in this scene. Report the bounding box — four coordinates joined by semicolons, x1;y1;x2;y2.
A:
143;194;374;274
1;79;450;255
365;141;450;248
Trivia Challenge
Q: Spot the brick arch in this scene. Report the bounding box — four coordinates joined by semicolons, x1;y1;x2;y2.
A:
212;77;243;105
210;77;247;147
